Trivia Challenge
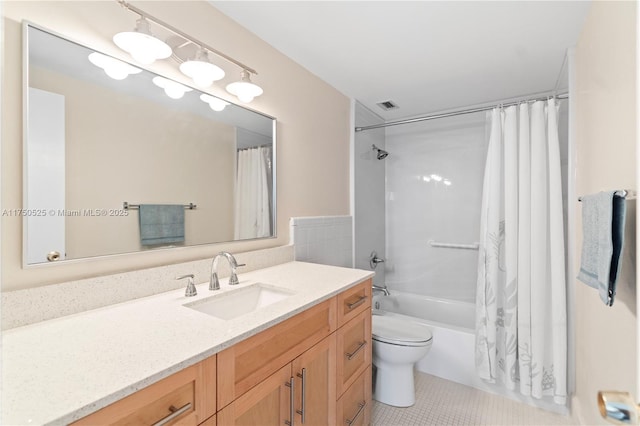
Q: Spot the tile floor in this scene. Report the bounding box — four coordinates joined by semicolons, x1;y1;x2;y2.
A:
372;372;577;425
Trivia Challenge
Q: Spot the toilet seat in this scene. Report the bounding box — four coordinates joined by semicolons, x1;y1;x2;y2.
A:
372;315;433;347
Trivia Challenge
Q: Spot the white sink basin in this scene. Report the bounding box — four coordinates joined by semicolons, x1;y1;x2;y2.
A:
184;283;295;320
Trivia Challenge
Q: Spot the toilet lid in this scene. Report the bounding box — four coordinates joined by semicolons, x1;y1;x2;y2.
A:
372;315;433;346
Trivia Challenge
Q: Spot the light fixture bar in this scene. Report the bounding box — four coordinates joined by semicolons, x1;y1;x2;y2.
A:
116;0;258;75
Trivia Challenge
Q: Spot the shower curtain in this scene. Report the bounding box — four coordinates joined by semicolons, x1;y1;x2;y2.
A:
475;99;567;404
234;146;272;239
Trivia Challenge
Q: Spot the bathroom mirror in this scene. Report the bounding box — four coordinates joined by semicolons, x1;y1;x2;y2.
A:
23;23;276;265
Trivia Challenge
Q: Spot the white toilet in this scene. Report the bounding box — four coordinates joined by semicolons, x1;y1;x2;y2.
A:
372;315;433;407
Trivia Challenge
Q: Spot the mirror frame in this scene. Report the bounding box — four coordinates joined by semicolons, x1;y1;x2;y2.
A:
22;21;277;267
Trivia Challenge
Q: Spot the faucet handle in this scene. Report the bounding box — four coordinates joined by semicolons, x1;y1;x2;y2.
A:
228;262;245;286
176;274;197;297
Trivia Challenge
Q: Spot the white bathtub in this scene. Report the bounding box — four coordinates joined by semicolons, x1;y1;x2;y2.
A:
373;291;570;415
373;291;478;388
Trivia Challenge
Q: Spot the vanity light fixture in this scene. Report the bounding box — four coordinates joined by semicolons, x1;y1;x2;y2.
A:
225;70;264;103
180;48;225;88
112;17;172;65
88;52;141;80
114;0;263;103
200;94;230;112
152;76;192;99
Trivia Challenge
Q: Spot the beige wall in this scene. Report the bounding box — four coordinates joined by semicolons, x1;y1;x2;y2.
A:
31;66;235;258
574;1;637;423
1;1;351;291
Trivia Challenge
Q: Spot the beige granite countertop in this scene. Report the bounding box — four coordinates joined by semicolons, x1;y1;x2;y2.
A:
1;261;373;426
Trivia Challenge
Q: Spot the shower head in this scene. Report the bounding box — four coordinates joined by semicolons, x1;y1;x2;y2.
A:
372;144;389;160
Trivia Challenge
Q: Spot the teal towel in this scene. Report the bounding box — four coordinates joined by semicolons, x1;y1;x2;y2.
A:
138;204;185;246
577;191;626;306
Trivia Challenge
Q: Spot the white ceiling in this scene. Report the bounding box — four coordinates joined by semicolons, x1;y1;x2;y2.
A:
212;1;591;120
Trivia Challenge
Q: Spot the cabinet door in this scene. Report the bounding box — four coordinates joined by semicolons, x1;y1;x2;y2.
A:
218;298;336;408
292;334;336;426
218;364;293;426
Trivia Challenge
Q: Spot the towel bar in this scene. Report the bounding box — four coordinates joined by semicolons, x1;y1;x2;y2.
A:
578;190;636;202
123;202;197;210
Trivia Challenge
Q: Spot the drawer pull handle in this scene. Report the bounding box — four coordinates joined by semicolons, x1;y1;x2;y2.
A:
345;341;367;360
152;402;192;426
345;401;366;425
285;376;295;426
347;295;367;310
296;368;306;423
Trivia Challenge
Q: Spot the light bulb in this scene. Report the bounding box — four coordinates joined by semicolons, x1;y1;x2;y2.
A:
104;68;129;80
152;76;192;100
165;86;185;99
238;93;255;103
88;52;141;81
200;94;229;112
130;49;157;66
180;50;225;88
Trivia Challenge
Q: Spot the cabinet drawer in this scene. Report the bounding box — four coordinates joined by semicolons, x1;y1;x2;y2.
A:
336;309;371;397
72;356;216;426
337;279;371;327
218;298;336;408
336;366;371;426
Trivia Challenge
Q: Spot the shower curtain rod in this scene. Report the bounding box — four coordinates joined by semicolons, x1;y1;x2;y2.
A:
355;92;569;132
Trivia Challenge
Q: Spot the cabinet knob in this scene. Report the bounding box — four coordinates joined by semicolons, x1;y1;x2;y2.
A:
46;251;61;262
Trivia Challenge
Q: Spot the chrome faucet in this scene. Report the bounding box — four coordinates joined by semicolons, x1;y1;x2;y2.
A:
372;284;390;296
210;251;245;290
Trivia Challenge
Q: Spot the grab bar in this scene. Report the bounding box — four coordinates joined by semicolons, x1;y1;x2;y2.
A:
429;240;479;250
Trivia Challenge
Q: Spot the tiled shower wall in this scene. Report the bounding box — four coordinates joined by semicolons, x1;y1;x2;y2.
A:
385;111;489;302
290;216;353;268
353;102;386;286
383;103;569;303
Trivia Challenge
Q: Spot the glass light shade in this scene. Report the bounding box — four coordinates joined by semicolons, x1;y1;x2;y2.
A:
113;18;172;65
226;70;263;103
180;50;225;88
88;52;141;81
152;76;192;100
200;94;229;112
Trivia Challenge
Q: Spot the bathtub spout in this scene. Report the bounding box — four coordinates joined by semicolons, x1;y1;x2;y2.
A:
372;285;390;296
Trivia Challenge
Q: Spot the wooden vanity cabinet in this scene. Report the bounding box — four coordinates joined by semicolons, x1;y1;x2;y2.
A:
216;298;337;409
71;356;216;426
72;278;372;426
217;279;372;426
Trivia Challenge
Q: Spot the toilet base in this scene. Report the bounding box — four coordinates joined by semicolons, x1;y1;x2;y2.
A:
373;360;416;407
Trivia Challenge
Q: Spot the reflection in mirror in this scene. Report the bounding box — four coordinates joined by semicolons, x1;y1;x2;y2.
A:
24;24;276;265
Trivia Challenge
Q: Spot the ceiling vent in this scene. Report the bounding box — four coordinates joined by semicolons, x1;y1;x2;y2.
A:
376;100;399;111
